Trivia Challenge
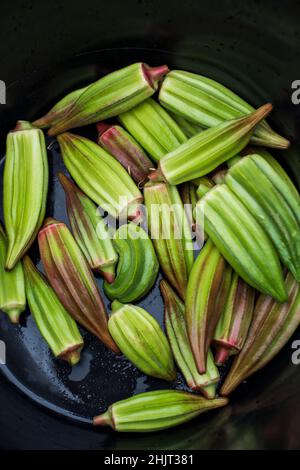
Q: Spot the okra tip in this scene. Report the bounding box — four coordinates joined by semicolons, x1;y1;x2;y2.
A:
57;171;72;188
250;103;273;124
6;308;22;324
148;167;165;183
93;409;114;428
214;345;231;366
96;122;113;138
99;265;116;284
60;344;83;366
142;64;170;88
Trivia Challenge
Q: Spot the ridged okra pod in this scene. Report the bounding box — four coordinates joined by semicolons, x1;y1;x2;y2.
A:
226;152;300;280
160;280;219;398
3;121;48;269
119;98;187;161
213;271;255;365
97;122;153;186
108;301;176;381
196;184;287;302
159;70;289;149
185;240;232;373
93;390;228;432
38;218;119;353
144;181;194;299
104;223;159;303
57;132;143;220
33;63;169;135
58;172;118;283
150;104;272;185
23;256;83;366
0;224;26;323
221;271;300;396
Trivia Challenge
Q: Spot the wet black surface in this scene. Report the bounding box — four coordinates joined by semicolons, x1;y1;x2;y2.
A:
0;0;300;450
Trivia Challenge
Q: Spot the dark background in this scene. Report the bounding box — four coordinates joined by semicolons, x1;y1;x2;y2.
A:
0;0;300;450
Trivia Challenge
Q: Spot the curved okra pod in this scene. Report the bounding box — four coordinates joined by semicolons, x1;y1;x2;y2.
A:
58;172;118;283
196;184;287;302
104;223;159;303
221;271;300;396
38;218;119;353
23;256;83;366
108;301;176;381
33;63;169;135
3;121;48;270
159;70;290;149
57;132;143;220
93;390;228;432
119;98;187;161
160;280;219;398
149;104;273;185
97;122;153;186
144;181;194;299
213;271;255;365
0;224;26;323
185;240;232;373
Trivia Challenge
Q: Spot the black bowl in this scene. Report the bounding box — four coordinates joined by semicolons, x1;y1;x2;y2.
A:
0;0;300;450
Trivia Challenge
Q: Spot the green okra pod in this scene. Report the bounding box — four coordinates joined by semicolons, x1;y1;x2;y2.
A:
185;240;232;373
104;223;159;303
144;181;194;299
3;121;48;270
0;224;26;323
23;256;83;366
119;98;187;162
108;301;176;381
33;63;169;135
149;104;273;185
196;184;287;302
93;389;228;432
57;132;143;220
160;280;219;398
58;172;118;283
159;70;290;149
226;153;300;281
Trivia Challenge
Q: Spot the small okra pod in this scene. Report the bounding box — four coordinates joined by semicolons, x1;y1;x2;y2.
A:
144;181;194;300
213;271;255;365
23;256;83;366
104;223;159;303
38;218;119;353
108;301;176;381
159;70;289;149
221;271;300;396
0;223;26;323
185;240;232;374
58;172;118;283
3;121;48;270
160;280;219;398
93;389;228;432
34;63;169;135
149;104;273;185
96;122;153;186
196;184;287;302
57;132;143;220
